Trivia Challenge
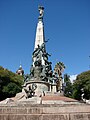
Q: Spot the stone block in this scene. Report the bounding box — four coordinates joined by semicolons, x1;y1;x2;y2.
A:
0;115;8;120
8;115;27;120
0;115;42;120
70;113;90;120
42;114;69;120
27;115;42;120
27;108;42;114
1;108;27;114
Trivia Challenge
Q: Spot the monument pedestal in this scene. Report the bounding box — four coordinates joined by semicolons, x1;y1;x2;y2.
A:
23;80;50;97
0;103;90;120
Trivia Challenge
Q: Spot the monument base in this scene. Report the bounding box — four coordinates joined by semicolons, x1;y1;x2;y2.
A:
22;80;51;97
0;103;90;120
0;91;90;120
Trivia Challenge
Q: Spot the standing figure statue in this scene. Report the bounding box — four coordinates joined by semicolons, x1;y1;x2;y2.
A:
32;45;40;58
38;6;44;19
30;65;34;77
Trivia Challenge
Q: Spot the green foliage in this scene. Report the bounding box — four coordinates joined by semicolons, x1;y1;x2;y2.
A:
73;70;90;100
2;82;22;98
55;62;65;70
64;74;73;98
0;66;24;100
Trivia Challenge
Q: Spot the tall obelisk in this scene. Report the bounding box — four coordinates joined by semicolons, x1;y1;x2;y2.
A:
33;6;46;66
34;6;45;49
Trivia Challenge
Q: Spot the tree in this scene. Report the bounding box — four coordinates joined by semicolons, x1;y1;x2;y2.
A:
54;62;65;75
54;62;65;91
73;70;90;100
63;74;73;98
2;82;22;98
0;66;24;100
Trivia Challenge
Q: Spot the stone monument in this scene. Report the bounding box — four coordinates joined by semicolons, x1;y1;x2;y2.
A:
22;6;65;98
0;6;90;120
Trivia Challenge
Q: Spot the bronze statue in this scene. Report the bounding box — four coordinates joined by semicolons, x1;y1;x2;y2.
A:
38;6;44;19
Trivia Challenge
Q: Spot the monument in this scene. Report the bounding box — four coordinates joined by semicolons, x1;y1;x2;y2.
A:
22;5;65;98
0;6;90;120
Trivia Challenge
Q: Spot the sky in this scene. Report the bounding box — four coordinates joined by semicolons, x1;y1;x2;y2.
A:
0;0;90;77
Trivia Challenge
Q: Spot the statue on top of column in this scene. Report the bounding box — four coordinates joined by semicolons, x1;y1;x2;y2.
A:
38;6;44;19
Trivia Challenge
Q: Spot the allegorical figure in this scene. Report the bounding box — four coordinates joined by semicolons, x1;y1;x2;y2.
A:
38;6;44;19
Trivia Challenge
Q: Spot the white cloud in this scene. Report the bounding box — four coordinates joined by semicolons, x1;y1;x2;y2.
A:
70;74;77;83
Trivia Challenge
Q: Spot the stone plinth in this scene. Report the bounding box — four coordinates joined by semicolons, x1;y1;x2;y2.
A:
23;81;50;97
0;104;90;120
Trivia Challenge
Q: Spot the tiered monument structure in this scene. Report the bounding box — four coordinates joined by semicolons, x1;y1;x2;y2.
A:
22;6;65;98
0;6;90;120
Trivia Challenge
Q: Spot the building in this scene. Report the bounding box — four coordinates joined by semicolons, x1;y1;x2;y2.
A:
16;65;24;76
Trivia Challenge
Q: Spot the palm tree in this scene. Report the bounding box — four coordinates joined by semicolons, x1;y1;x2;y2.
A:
54;62;65;76
54;62;65;92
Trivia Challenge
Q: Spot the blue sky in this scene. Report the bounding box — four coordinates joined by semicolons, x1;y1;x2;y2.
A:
0;0;90;76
